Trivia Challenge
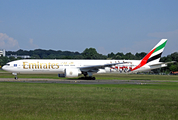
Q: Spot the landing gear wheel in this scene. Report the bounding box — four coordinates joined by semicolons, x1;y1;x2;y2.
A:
14;76;18;80
89;77;95;80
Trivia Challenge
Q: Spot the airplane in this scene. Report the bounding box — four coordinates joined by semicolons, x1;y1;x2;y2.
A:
2;39;172;80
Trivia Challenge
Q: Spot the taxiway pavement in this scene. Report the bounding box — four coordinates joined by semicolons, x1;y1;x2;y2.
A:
0;78;165;84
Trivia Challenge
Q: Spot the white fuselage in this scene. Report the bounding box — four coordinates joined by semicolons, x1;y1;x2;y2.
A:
2;59;154;75
2;39;169;79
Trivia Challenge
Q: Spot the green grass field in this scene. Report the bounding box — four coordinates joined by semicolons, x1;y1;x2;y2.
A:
0;82;178;120
0;71;178;119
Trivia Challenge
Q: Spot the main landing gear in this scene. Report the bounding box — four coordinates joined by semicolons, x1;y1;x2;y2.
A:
79;76;96;80
89;77;96;80
82;72;96;80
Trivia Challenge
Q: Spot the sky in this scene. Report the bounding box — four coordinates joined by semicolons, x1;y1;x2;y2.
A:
0;0;178;56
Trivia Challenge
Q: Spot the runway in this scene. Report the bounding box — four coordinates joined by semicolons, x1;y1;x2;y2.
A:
0;78;166;84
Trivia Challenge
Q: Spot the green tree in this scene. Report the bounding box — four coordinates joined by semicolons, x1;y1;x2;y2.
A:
108;52;115;58
169;65;177;72
82;48;98;59
135;52;147;59
31;55;40;59
124;52;136;59
171;52;178;61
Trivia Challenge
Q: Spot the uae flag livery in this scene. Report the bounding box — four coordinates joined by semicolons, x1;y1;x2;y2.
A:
132;39;167;71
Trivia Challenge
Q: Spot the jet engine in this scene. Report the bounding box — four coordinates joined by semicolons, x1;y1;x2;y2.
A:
58;68;81;78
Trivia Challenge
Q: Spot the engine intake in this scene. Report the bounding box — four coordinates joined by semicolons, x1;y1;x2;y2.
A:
58;68;81;78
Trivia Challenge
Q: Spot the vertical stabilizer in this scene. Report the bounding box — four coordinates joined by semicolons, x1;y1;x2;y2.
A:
147;39;167;64
132;39;167;71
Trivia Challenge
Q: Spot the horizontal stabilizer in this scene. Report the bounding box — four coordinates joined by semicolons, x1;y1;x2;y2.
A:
149;61;176;67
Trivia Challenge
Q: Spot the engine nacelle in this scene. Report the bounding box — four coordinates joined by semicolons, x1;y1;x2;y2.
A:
105;67;111;72
58;68;81;78
97;69;106;74
65;68;79;78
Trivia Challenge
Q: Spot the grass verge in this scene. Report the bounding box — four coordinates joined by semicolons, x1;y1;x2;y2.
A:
0;82;178;119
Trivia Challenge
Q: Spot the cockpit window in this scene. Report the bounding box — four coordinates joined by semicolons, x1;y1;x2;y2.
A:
6;64;10;66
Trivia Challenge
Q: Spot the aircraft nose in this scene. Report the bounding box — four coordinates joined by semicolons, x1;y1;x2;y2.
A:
2;66;6;70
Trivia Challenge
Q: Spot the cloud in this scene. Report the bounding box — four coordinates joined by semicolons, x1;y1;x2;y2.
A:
148;29;178;55
97;47;108;55
0;33;19;50
29;38;38;49
119;38;157;55
148;29;178;39
118;29;178;56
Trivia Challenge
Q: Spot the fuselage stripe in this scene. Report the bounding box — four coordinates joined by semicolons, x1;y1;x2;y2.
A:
153;40;167;53
131;48;156;71
147;52;162;63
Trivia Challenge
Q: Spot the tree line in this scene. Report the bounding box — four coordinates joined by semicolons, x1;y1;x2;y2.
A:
6;48;147;60
1;48;178;73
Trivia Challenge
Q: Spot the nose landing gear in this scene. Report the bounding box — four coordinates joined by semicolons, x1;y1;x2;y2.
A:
12;73;18;80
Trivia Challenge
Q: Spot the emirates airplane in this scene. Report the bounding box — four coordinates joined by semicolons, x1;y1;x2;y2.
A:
2;39;171;80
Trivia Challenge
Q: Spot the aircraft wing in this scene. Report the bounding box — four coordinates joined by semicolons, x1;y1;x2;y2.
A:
79;62;129;72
